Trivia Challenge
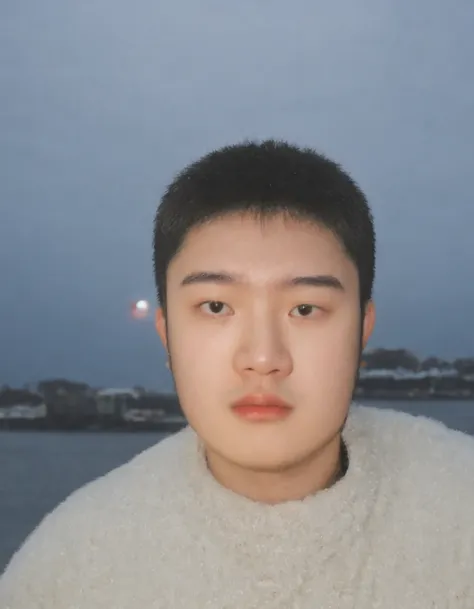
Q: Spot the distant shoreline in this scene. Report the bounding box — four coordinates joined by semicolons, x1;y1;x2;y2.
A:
0;419;187;434
1;396;473;434
360;394;474;401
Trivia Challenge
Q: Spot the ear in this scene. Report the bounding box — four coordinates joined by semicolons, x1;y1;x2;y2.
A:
155;307;168;351
361;301;376;350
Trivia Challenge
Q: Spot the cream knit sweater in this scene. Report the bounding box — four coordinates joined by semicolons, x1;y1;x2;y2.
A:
1;405;473;608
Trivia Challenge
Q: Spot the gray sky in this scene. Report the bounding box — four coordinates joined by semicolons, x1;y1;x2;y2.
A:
1;0;473;391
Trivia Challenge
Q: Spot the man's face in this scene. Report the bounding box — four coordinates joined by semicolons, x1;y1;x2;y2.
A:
156;213;375;472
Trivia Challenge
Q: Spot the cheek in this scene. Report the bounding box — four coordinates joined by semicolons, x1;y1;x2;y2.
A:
292;313;361;410
171;322;229;369
297;309;360;365
167;322;229;414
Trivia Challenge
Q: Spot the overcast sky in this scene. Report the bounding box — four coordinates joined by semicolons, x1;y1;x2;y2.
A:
1;0;473;391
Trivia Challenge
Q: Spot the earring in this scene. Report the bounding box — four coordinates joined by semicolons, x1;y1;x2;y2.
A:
165;360;170;370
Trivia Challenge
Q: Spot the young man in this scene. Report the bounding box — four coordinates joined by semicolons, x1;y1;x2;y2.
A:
1;140;473;608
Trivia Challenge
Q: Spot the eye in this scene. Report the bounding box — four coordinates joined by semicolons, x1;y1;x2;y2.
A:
199;301;232;316
290;304;320;318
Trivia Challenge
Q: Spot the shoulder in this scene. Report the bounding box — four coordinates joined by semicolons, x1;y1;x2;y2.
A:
352;404;474;493
353;403;474;468
0;428;195;606
349;405;474;599
351;405;474;546
13;425;195;539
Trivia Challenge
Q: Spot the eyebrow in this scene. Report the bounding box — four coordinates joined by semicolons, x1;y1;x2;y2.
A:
180;271;344;291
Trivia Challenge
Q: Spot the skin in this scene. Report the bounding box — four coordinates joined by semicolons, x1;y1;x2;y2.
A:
156;213;375;504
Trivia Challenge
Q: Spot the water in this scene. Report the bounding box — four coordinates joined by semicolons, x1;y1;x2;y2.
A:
1;400;473;573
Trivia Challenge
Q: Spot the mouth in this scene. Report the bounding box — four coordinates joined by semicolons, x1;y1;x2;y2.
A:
231;394;293;422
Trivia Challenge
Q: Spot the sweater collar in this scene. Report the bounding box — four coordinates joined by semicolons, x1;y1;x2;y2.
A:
177;404;381;583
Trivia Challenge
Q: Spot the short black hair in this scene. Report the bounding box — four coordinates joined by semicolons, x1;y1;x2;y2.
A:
153;139;375;312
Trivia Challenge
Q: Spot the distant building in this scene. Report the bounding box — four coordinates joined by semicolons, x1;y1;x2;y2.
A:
96;388;140;419
0;403;47;420
356;365;473;398
0;388;47;421
37;379;96;421
359;367;459;380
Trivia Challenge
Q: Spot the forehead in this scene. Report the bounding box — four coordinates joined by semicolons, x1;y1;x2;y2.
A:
168;213;357;287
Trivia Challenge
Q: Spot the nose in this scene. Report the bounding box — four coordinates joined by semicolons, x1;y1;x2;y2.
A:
233;316;293;379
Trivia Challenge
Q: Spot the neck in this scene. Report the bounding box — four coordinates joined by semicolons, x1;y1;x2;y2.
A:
205;434;345;505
